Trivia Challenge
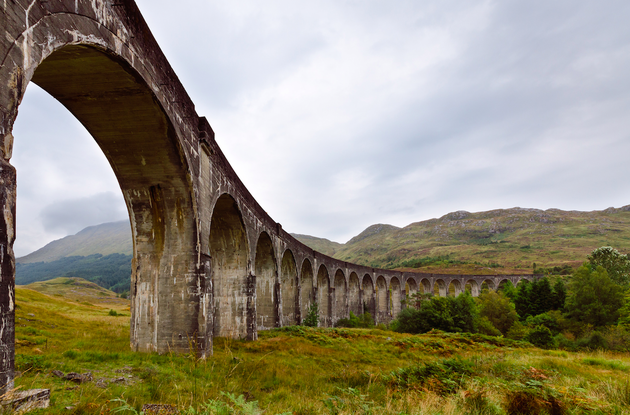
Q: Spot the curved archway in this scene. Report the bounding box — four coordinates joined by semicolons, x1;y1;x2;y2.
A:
317;265;330;327
348;272;361;315
498;279;513;293
376;276;388;322
255;232;277;330
333;269;347;323
448;280;462;297
465;279;480;297
280;250;298;326
390;277;402;318
434;279;447;297
362;274;375;317
211;194;249;339
481;279;495;291
406;278;418;297
300;259;314;323
420;278;431;295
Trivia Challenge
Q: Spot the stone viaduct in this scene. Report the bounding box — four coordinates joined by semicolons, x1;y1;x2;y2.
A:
0;0;536;391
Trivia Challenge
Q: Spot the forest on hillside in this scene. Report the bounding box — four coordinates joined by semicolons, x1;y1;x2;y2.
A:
16;253;131;293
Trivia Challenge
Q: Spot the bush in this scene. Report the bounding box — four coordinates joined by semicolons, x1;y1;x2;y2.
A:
477;316;501;336
577;331;607;351
336;312;374;328
108;309;118;317
303;303;319;327
506;321;529;341
526;325;557;349
394;291;478;334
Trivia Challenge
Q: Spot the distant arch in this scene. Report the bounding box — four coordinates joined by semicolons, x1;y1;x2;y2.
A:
465;279;480;297
255;232;278;330
434;279;447;297
448;280;462;297
362;274;375;316
405;278;418;296
481;279;495;291
498;279;513;293
420;278;431;295
376;276;388;321
517;277;531;286
390;277;402;318
300;259;314;323
333;269;347;323
348;272;361;315
280;249;298;326
317;265;330;327
210;194;250;339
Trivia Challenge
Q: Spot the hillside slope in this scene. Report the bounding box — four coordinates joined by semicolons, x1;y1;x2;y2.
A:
17;221;132;264
299;206;630;272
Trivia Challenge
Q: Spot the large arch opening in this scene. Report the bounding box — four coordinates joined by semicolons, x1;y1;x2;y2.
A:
376;276;388;322
434;279;447;297
420;278;431;295
333;269;347;323
210;194;249;339
317;265;330;327
280;249;298;326
362;274;375;316
465;279;480;297
300;259;314;323
390;277;402;318
255;232;278;330
481;279;496;292
10;45;199;354
448;280;462;297
348;272;361;315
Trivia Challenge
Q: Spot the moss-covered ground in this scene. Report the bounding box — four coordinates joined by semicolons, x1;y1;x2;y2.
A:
12;280;630;414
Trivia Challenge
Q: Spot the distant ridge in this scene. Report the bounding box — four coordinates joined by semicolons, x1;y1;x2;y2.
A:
17;221;132;264
295;205;630;272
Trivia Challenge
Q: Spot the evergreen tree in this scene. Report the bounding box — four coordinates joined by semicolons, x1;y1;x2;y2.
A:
551;279;567;311
515;281;532;320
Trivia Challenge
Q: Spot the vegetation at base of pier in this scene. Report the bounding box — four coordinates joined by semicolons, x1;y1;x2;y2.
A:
11;253;630;415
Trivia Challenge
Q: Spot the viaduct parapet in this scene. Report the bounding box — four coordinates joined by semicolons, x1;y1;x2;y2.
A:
0;0;538;392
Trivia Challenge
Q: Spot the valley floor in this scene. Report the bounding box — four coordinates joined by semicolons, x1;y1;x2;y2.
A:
11;283;630;414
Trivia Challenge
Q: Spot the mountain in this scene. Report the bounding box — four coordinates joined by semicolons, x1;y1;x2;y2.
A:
289;234;344;257
17;221;132;264
296;205;630;273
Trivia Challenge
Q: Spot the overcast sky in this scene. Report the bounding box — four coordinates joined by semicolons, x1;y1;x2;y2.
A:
10;0;630;256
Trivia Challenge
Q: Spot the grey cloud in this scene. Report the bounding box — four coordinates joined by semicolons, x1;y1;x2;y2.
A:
40;193;128;236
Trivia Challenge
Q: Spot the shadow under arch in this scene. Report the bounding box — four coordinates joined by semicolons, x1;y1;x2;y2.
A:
210;194;249;339
348;272;361;316
255;231;278;330
362;274;375;316
280;249;298;326
300;258;314;323
317;264;330;327
10;45;200;357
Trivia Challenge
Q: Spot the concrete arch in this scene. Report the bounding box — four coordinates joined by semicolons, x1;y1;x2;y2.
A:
517;277;531;285
465;279;480;297
481;279;496;291
333;269;347;323
405;278;418;296
498;279;512;292
390;277;402;318
362;274;375;316
211;194;250;340
434;279;447;297
420;278;431;295
376;276;388;321
255;232;278;330
280;249;298;326
448;280;462;297
348;272;361;316
317;264;330;327
300;258;314;322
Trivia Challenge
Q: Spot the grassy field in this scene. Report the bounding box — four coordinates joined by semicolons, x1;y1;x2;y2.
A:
12;279;630;414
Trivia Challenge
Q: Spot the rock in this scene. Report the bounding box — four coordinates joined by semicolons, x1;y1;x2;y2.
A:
0;388;50;413
51;370;64;378
95;379;108;388
142;404;179;414
64;372;92;383
112;377;126;384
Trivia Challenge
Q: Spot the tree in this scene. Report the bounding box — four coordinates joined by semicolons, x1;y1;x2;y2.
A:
565;264;624;327
303;302;319;327
395;292;479;334
499;280;517;301
477;290;519;335
587;246;630;286
551;279;567;311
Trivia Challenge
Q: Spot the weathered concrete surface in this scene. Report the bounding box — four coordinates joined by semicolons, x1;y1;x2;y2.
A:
0;0;541;394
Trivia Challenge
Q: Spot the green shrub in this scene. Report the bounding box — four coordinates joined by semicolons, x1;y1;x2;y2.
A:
526;325;557;349
108;309;118;317
477;316;501;337
303;303;319;327
336;312;374;328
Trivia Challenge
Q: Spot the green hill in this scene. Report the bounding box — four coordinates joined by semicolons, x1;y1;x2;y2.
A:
296;205;630;273
17;221;132;264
